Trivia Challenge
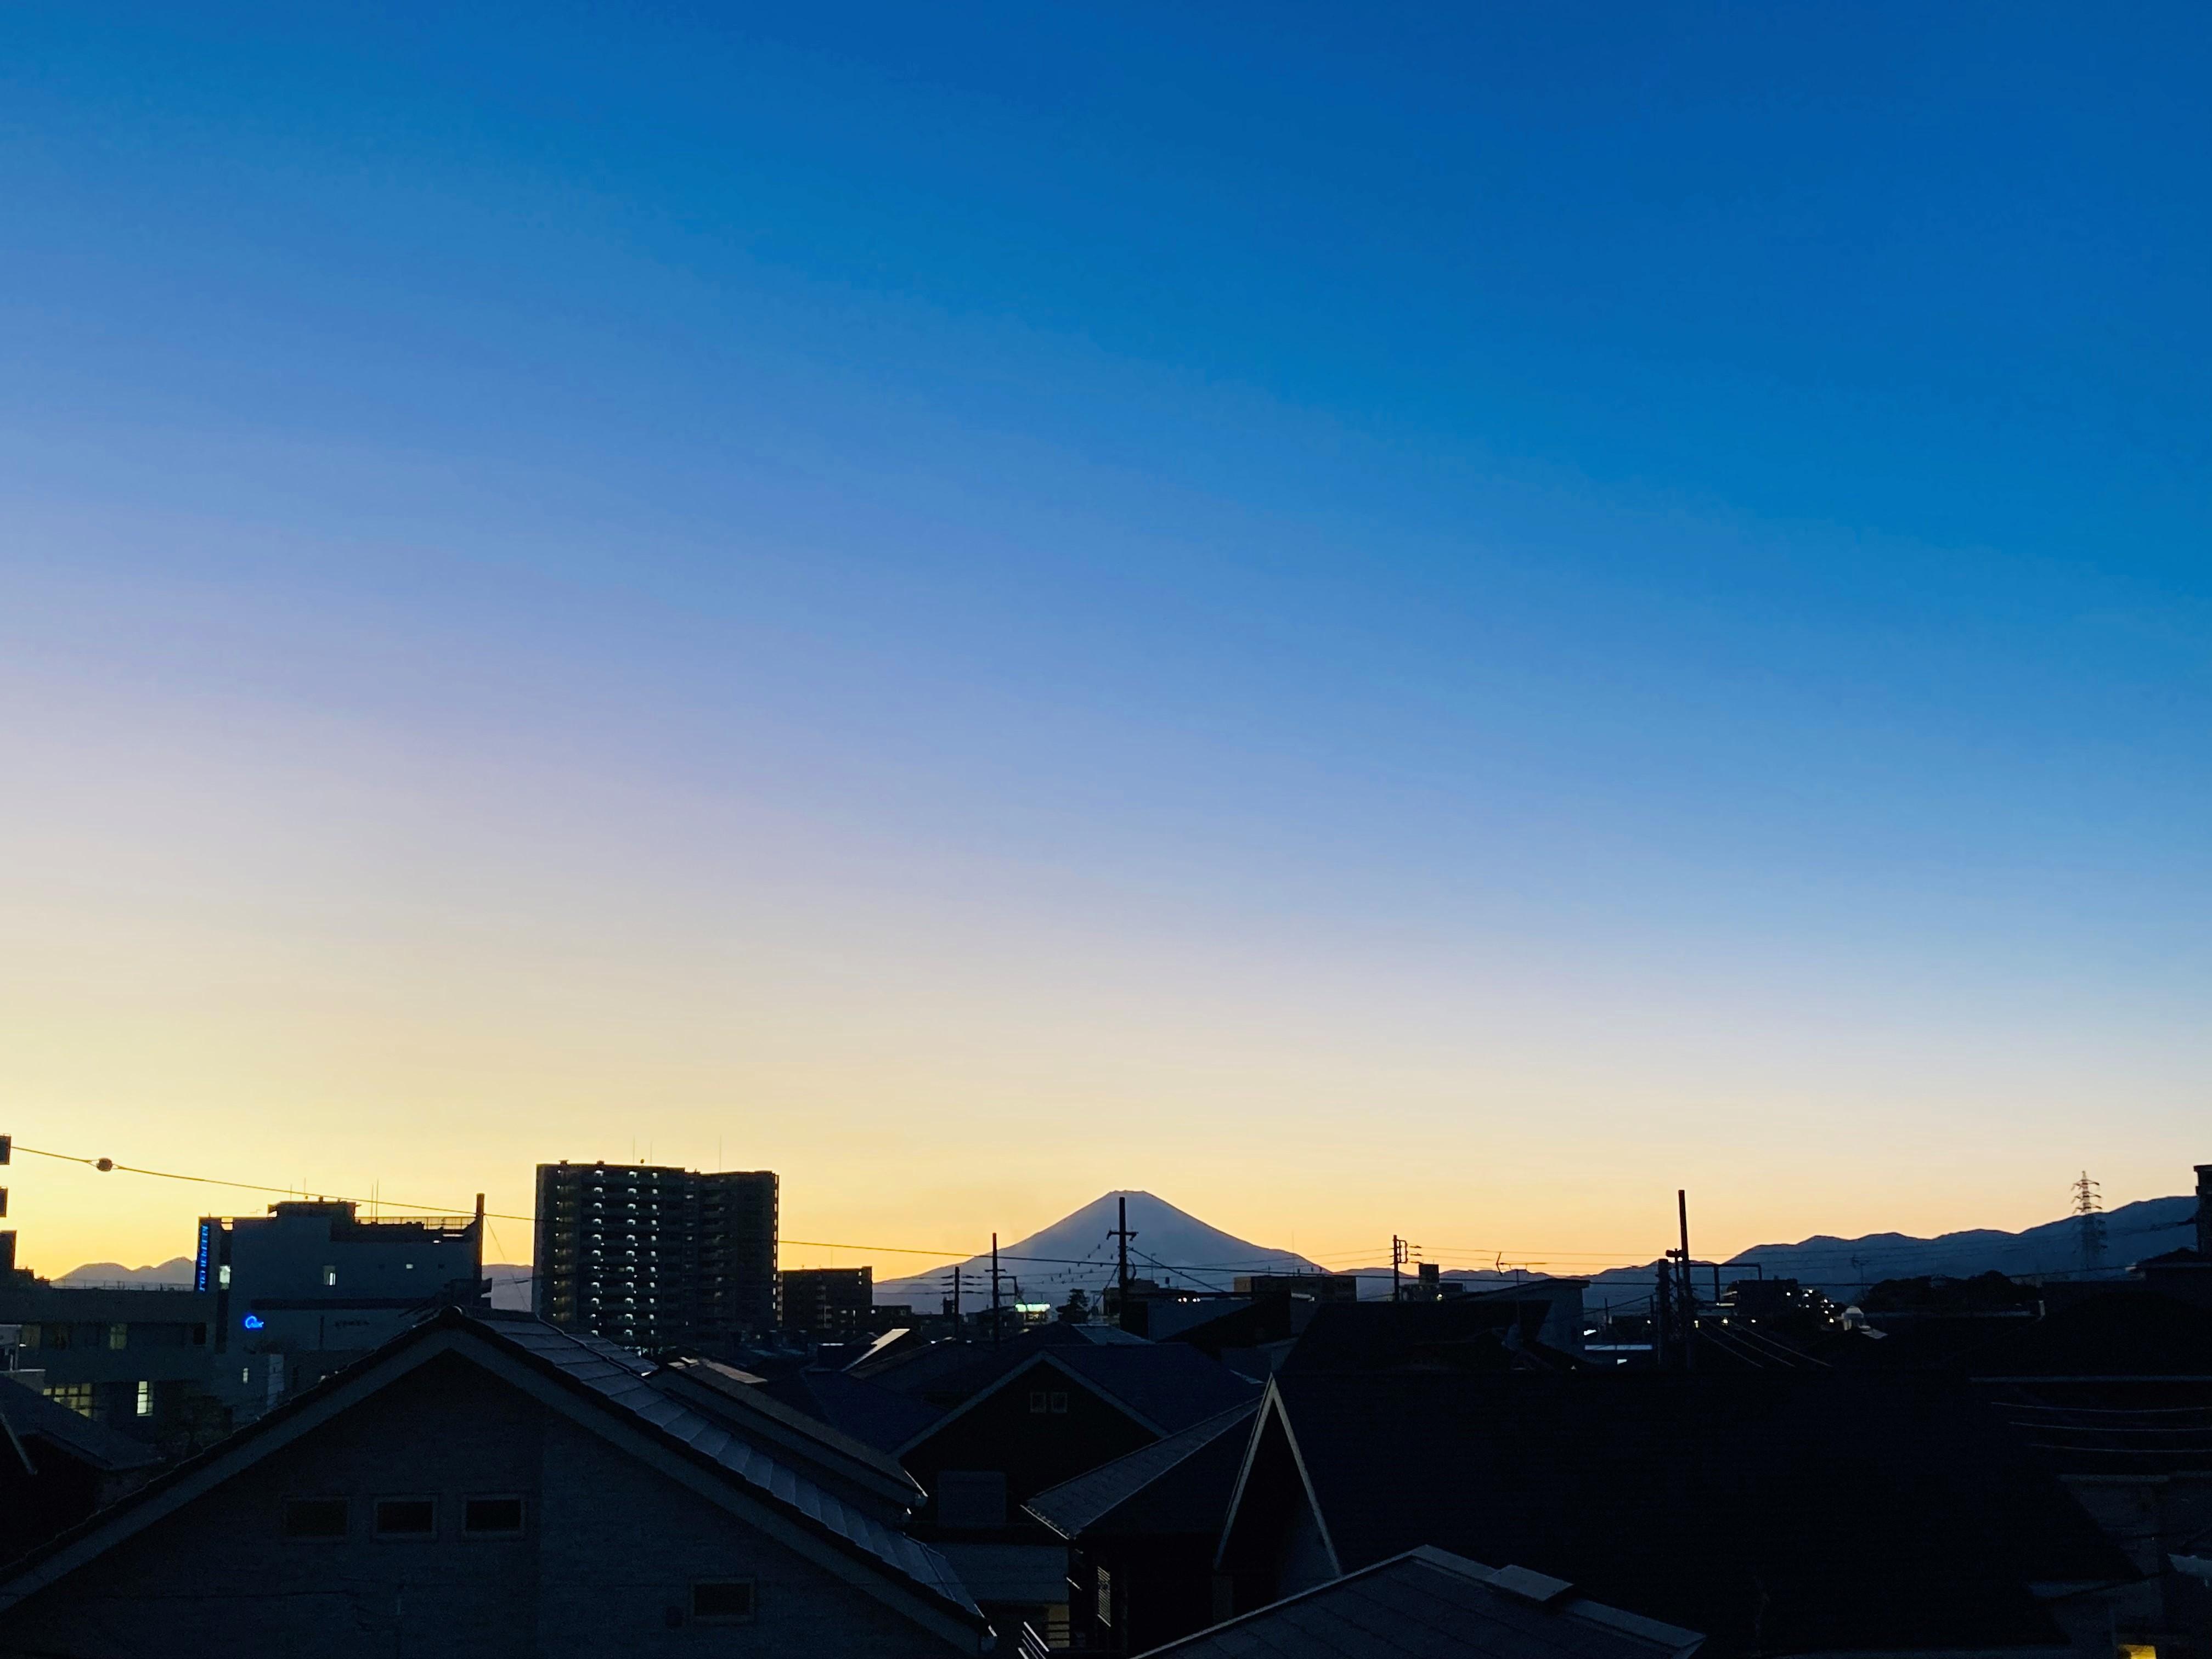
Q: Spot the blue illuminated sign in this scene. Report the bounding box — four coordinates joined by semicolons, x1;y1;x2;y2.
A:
241;1314;264;1330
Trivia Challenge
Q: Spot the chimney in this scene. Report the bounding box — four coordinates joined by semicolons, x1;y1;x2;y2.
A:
2197;1165;2212;1258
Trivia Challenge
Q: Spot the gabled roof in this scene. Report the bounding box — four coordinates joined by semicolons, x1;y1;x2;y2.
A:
1138;1545;1705;1659
1226;1369;2126;1659
1025;1401;1256;1540
900;1342;1261;1455
0;1310;983;1637
758;1367;948;1454
1279;1300;1551;1375
656;1356;924;1509
0;1378;161;1476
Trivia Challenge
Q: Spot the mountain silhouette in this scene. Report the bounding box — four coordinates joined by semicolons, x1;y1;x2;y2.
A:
871;1189;1318;1307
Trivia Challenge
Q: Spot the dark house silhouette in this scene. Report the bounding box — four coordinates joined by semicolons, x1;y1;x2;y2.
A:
0;1308;987;1657
0;1379;160;1564
1026;1401;1257;1654
1142;1545;1705;1659
1217;1369;2134;1659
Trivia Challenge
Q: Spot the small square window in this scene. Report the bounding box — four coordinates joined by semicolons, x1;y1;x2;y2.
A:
374;1498;436;1538
135;1380;154;1417
45;1383;94;1417
463;1496;525;1536
1050;1392;1069;1414
692;1581;755;1623
283;1498;348;1539
1029;1390;1048;1414
107;1323;129;1351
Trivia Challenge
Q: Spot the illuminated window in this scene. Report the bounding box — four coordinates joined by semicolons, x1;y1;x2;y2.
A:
323;1266;337;1287
44;1383;94;1417
217;1264;230;1288
2120;1646;2157;1659
108;1323;128;1351
135;1380;153;1417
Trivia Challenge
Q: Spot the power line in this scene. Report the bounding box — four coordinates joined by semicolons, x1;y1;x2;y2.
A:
10;1142;1374;1277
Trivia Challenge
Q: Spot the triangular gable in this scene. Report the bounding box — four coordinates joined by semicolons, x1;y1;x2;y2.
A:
1215;1377;1339;1581
896;1350;1167;1457
0;1314;983;1648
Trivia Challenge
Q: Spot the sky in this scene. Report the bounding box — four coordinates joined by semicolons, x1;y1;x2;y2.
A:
3;4;2208;1279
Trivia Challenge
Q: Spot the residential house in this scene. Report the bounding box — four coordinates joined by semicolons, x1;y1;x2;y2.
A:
0;1308;988;1657
1216;1369;2136;1659
1026;1401;1257;1654
0;1376;160;1563
1137;1546;1704;1659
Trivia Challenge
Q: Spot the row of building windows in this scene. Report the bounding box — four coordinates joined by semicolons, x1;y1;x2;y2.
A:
18;1322;208;1351
42;1381;157;1418
281;1495;526;1541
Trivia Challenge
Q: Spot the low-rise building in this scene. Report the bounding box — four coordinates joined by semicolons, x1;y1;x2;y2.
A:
0;1281;219;1446
196;1198;486;1418
0;1307;988;1657
781;1266;874;1340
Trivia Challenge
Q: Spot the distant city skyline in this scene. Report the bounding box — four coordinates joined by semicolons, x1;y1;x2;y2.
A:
4;7;2207;1276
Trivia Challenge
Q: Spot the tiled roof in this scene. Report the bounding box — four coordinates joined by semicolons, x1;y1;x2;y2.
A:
1046;1345;1262;1434
757;1367;946;1454
1139;1546;1705;1659
481;1316;977;1618
1026;1402;1255;1539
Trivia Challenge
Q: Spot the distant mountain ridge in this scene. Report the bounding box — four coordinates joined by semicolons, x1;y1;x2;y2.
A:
56;1192;2200;1312
54;1258;196;1288
871;1189;1318;1308
1328;1195;2203;1303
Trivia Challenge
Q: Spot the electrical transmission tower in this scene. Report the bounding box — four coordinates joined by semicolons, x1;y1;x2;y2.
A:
2073;1171;2106;1274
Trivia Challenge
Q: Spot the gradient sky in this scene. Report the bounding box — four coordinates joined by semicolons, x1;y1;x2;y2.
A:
4;4;2208;1279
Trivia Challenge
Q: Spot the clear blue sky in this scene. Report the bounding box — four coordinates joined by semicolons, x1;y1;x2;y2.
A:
3;4;2207;1271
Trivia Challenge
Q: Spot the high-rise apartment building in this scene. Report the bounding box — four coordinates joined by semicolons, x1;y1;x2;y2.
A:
779;1266;873;1339
533;1163;777;1350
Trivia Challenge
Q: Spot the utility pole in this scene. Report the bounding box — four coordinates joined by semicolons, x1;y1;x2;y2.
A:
1660;1189;1695;1372
1391;1235;1413;1302
948;1263;963;1342
1677;1188;1694;1372
990;1232;1002;1347
1112;1196;1137;1331
0;1132;11;1280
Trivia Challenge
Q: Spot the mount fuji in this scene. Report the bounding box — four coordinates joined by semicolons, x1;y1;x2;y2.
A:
871;1190;1319;1308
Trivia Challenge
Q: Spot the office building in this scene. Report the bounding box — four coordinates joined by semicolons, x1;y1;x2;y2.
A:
534;1163;777;1349
781;1267;873;1340
197;1198;486;1417
0;1282;218;1443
